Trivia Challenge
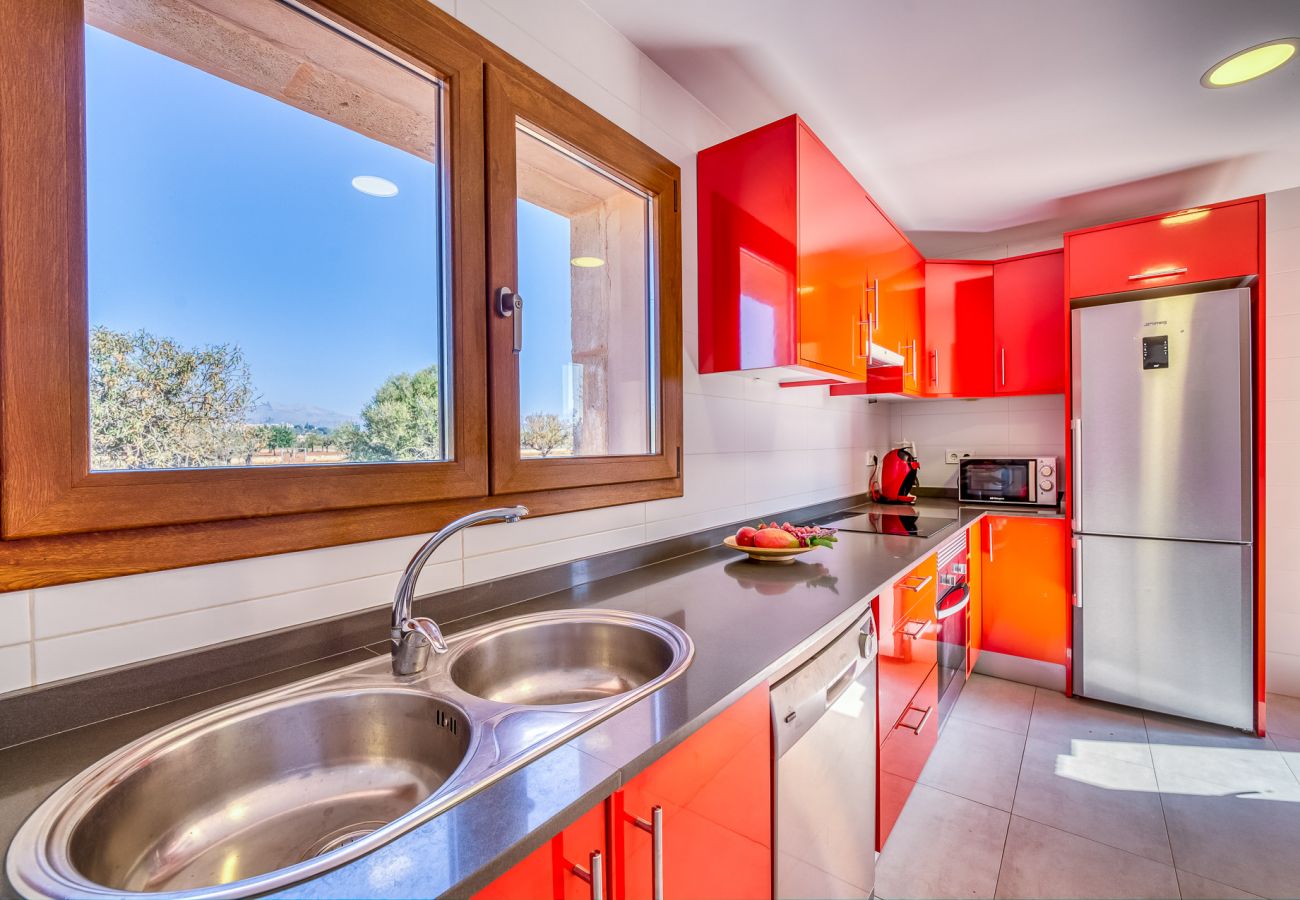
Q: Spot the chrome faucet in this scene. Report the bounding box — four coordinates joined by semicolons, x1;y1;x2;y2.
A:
391;505;529;675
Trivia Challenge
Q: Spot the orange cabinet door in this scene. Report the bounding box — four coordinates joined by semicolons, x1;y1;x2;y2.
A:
877;554;939;732
1067;199;1260;299
878;664;940;849
475;801;609;900
981;516;1069;665
795;123;878;380
612;683;772;900
992;251;1065;395
923;261;994;397
967;522;983;676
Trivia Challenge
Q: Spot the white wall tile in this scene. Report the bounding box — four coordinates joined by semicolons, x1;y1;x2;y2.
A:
0;644;31;694
645;452;747;522
0;592;31;648
462;524;646;584
1268;652;1300;698
1267;226;1300;275
1268;315;1300;359
1268;188;1300;233
643;504;749;543
1269;270;1300;318
685;393;748;454
462;503;644;557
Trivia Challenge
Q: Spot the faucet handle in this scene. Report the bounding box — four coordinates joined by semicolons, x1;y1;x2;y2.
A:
402;617;449;655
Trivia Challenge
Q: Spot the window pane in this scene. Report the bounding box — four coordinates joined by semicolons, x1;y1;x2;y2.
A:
84;0;449;471
515;123;656;459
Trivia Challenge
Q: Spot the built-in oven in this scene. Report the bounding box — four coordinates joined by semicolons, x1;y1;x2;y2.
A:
935;533;971;723
958;457;1059;507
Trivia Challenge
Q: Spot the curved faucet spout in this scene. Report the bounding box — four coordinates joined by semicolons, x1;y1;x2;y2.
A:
391;506;528;675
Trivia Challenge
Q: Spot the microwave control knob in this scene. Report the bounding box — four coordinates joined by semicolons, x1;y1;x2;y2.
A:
1040;479;1054;491
1040;465;1054;476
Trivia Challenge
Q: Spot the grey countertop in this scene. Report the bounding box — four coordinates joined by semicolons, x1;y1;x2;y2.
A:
0;500;1063;899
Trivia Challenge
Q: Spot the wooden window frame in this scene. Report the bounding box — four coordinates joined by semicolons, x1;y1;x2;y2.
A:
0;0;683;590
485;65;683;495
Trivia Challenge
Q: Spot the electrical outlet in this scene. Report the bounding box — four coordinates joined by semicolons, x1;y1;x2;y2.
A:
866;449;881;467
945;449;972;465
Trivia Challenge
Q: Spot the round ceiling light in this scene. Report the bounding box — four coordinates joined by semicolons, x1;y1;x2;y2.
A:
351;175;399;197
1201;38;1298;88
571;256;605;268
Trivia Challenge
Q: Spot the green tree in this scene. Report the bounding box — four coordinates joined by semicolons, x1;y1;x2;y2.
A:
265;424;296;450
90;326;256;469
334;365;442;461
520;412;574;458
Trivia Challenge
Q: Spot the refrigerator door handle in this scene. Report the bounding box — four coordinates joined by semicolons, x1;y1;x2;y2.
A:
1072;537;1083;608
1071;418;1082;531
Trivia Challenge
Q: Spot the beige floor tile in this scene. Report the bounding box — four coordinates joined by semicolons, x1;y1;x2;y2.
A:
994;816;1179;900
1012;735;1172;864
1175;869;1265;900
876;783;1009;900
1161;770;1300;899
1145;713;1298;797
1265;692;1300;740
1029;688;1152;767
1272;734;1300;782
917;717;1026;812
951;674;1036;735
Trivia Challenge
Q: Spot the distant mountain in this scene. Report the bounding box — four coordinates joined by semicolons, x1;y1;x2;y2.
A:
246;402;357;430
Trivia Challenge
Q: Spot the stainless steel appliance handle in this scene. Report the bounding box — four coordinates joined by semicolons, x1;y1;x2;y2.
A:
825;661;858;706
1071;418;1082;531
1072;537;1083;609
1128;266;1187;281
936;584;971;620
897;702;934;734
899;574;932;592
632;806;663;900
495;287;524;353
571;850;604;900
858;611;877;657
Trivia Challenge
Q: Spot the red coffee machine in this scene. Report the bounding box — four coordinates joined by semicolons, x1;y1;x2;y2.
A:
873;447;920;504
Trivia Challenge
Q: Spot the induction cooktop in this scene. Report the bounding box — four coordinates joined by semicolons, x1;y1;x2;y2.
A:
830;512;957;538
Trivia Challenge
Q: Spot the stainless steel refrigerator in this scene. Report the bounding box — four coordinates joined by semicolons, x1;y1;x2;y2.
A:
1071;287;1255;731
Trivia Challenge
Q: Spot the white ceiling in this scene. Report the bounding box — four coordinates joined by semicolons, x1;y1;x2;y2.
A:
585;0;1300;256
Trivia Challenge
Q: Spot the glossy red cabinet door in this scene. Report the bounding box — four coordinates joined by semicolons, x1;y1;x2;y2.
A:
1067;198;1260;299
992;250;1065;395
981;516;1069;665
797;124;877;380
878;664;940;849
923;261;994;396
474;802;609;900
877;555;939;732
612;684;772;900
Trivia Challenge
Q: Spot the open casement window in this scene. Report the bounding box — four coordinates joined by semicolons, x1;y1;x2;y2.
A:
485;66;683;494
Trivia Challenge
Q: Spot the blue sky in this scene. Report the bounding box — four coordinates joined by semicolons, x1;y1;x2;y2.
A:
85;24;573;423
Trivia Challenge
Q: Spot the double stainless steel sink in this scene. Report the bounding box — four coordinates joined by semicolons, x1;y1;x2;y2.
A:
6;609;693;899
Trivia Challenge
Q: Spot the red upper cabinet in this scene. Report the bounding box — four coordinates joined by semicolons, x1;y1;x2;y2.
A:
698;115;922;384
1067;198;1261;299
993;250;1065;395
923;261;994;396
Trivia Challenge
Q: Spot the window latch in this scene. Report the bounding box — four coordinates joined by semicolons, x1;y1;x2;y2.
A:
495;287;523;353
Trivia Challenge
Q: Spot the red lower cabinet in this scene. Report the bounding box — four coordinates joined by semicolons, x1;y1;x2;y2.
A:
981;516;1070;665
878;665;941;848
613;684;773;900
476;684;772;900
474;802;608;900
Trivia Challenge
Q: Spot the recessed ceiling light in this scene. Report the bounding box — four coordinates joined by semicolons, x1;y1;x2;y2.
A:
571;256;605;268
1201;39;1298;88
351;175;399;197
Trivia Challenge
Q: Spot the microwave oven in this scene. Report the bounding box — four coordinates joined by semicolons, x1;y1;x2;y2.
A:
958;457;1058;507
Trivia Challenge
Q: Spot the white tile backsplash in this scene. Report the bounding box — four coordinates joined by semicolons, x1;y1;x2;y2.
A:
0;644;31;694
0;592;30;649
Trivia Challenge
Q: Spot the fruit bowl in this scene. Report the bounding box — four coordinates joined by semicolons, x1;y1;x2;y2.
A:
722;535;814;564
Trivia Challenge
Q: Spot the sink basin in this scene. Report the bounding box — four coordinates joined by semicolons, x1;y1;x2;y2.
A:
449;615;682;705
7;610;691;899
63;689;469;894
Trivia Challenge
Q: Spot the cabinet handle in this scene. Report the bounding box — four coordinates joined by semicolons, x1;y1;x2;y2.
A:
1000;346;1006;385
632;805;663;900
899;574;932;592
897;702;934;734
930;349;938;386
571;850;604;900
1128;266;1187;281
899;617;928;638
872;277;880;331
495;286;524;353
987;518;993;563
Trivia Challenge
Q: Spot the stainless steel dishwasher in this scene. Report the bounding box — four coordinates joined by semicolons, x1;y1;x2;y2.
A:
772;607;878;899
